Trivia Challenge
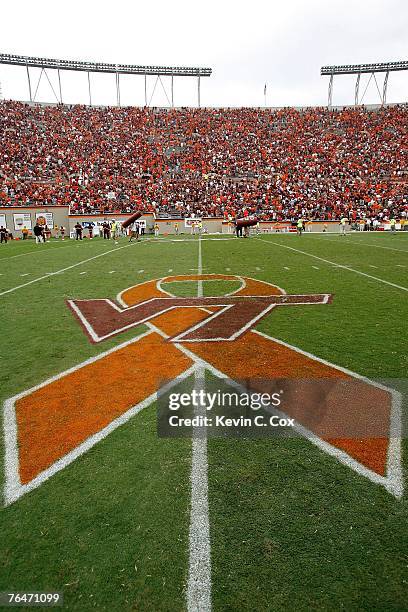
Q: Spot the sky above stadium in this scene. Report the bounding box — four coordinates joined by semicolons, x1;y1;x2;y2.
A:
1;0;407;108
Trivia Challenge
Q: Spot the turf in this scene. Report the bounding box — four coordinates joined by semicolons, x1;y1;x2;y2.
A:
0;232;407;611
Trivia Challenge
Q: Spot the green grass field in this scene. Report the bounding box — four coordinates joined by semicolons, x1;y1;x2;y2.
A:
0;231;407;611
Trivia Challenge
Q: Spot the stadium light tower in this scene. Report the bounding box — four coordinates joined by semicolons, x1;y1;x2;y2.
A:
0;53;212;108
321;61;408;107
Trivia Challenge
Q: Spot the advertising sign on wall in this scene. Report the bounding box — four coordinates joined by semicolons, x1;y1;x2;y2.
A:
13;213;32;231
184;217;202;228
35;212;54;227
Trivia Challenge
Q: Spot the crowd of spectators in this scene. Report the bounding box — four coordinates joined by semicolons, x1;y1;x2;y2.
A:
0;100;407;221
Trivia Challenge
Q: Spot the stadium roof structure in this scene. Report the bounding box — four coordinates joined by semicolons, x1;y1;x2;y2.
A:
321;60;408;107
0;53;212;107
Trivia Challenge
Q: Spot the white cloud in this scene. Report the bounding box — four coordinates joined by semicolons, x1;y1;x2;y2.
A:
0;0;406;106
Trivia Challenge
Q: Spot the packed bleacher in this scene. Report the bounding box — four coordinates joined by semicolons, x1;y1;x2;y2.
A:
0;101;407;221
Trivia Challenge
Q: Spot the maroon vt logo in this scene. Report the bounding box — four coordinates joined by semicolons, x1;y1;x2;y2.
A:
67;292;332;344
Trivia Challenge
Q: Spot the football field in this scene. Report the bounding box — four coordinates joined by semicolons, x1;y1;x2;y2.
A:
0;232;407;611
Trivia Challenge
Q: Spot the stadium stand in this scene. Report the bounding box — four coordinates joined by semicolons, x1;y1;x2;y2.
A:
0;101;407;222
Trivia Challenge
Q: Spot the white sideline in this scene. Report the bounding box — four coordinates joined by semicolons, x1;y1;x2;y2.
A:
187;234;212;612
255;238;408;292
0;240;150;297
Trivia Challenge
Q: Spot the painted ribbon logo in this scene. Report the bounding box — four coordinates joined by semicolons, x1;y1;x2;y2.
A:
3;274;403;504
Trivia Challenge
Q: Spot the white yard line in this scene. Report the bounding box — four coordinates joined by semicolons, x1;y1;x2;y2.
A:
256;238;408;292
197;237;203;299
0;241;149;298
187;234;212;612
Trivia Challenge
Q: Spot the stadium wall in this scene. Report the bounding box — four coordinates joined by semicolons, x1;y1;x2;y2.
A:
0;208;158;237
67;212;156;235
0;205;70;236
0;207;402;237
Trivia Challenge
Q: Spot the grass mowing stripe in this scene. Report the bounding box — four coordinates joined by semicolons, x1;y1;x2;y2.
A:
0;240;151;297
255;238;408;292
0;240;96;262
187;234;212;612
307;235;408;254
